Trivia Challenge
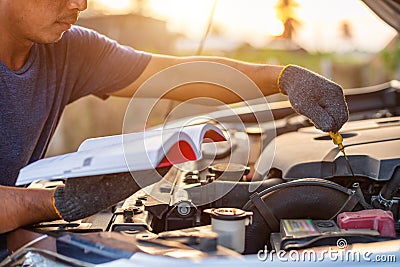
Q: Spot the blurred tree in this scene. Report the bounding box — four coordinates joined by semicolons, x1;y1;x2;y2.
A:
338;20;354;53
340;21;353;39
275;0;301;40
381;39;400;79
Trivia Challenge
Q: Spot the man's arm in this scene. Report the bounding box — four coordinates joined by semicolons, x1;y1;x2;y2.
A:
0;186;58;234
110;54;283;102
0;173;141;234
112;55;348;133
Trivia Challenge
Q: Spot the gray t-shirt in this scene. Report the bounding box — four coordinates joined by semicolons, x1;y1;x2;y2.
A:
0;26;151;186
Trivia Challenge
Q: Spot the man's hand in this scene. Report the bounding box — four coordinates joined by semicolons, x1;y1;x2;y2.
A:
53;173;140;222
278;65;349;132
0;186;58;234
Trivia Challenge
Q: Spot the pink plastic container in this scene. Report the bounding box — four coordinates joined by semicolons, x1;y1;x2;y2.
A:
337;209;396;238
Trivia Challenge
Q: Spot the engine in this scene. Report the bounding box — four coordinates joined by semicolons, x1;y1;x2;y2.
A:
26;116;400;262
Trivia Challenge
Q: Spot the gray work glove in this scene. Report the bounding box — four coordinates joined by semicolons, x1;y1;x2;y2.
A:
278;65;349;132
52;173;140;222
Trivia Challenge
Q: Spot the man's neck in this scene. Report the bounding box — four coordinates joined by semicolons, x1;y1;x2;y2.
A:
0;27;34;71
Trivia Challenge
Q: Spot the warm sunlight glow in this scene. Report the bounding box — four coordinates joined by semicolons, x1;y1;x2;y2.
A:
146;0;397;52
96;0;133;13
86;0;397;52
268;19;285;37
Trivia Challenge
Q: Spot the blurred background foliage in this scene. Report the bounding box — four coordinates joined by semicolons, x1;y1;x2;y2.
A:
47;0;399;156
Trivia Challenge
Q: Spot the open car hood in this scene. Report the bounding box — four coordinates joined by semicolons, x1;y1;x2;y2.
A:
362;0;400;32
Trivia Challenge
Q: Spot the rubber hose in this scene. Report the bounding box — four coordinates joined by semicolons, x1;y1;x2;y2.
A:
380;165;400;201
243;178;362;254
212;178;285;208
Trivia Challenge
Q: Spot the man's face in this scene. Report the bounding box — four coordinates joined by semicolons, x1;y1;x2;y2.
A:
1;0;87;44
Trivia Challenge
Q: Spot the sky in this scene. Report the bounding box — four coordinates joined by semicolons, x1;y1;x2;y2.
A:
88;0;398;53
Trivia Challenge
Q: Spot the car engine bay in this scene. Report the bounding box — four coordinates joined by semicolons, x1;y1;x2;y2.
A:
4;81;399;266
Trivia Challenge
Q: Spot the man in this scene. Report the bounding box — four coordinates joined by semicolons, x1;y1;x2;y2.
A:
0;0;348;234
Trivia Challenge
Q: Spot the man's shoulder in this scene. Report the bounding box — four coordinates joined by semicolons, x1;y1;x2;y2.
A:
51;25;113;54
61;25;102;42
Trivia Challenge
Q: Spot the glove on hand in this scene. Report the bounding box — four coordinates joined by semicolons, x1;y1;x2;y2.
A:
53;172;140;222
278;65;349;132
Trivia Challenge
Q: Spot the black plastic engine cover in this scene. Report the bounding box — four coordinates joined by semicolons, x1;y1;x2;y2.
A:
259;117;400;181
